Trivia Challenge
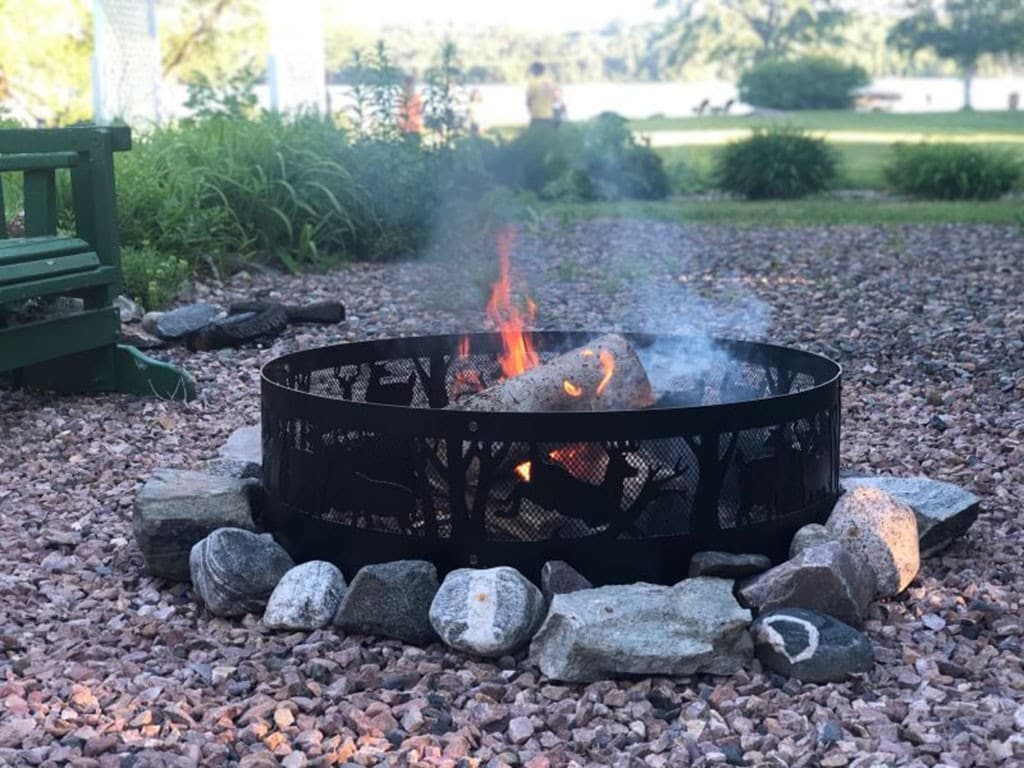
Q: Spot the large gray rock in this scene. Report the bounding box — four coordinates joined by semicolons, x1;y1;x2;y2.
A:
134;469;256;581
540;560;592;606
335;560;439;644
143;302;221;340
826;486;919;596
688;551;772;579
738;541;877;627
264;561;347;630
205;425;262;479
115;294;144;323
788;523;834;559
752;608;873;683
531;578;752;682
429;567;544;657
189;528;294;617
841;476;979;558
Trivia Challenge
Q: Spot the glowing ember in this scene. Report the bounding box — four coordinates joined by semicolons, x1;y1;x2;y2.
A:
581;348;595;358
563;380;583;397
453;369;485;396
515;443;611;484
596;349;615;397
487;226;539;378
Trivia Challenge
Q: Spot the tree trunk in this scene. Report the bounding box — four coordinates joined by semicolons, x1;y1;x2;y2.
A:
962;64;976;111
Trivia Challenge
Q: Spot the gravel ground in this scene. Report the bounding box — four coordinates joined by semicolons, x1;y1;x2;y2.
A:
1;220;1023;768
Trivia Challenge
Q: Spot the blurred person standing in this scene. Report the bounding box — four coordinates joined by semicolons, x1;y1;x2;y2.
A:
467;88;483;135
526;62;557;127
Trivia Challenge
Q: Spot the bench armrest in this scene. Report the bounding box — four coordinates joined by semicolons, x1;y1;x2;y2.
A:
0;125;131;155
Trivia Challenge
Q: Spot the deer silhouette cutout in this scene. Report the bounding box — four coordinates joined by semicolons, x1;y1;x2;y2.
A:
735;424;806;526
366;362;417;405
501;441;641;529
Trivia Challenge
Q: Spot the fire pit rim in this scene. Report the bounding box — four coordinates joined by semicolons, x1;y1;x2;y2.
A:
260;332;841;442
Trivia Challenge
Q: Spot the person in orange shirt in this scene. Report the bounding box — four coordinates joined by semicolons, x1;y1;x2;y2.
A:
398;74;423;135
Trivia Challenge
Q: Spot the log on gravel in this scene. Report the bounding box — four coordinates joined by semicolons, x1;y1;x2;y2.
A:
229;300;345;324
455;333;655;412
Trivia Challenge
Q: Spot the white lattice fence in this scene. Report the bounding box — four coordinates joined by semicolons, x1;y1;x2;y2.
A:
266;0;327;114
92;0;160;125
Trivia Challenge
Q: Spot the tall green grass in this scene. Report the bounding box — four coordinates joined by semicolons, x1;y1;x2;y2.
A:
103;115;447;276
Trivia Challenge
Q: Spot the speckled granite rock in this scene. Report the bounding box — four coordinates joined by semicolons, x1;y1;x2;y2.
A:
335;560;439;644
263;561;346;630
530;578;753;682
841;475;979;558
827;486;919;596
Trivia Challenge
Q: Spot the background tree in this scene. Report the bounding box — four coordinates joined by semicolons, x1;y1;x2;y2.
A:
0;0;92;124
658;0;851;71
648;0;718;80
159;0;267;82
887;0;1024;110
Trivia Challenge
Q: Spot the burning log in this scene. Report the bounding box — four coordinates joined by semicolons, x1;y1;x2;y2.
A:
455;333;655;412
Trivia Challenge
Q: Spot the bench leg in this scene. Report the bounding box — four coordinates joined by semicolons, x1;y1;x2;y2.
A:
17;345;196;402
112;345;197;402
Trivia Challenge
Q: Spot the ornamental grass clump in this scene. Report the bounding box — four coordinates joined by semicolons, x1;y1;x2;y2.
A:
715;128;838;200
884;143;1021;201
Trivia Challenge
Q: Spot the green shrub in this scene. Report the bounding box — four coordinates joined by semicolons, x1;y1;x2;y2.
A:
666;157;709;195
493;113;670;201
715;128;838;199
120;246;190;310
739;57;869;110
884;143;1021;200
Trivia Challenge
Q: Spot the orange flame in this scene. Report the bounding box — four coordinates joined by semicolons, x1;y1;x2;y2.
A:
563;380;583;397
514;461;532;482
596;350;615;397
487;227;539;378
581;348;595;358
457;336;470;358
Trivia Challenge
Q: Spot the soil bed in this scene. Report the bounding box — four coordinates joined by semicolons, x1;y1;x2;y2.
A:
1;221;1022;767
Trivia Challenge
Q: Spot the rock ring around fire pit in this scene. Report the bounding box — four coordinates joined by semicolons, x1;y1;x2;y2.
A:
261;332;841;585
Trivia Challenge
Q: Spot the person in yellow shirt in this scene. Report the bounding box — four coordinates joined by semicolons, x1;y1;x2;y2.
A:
526;62;557;127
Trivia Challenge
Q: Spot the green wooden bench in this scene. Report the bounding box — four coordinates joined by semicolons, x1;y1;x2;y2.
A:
0;126;195;401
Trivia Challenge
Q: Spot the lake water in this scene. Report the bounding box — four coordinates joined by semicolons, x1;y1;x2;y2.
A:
163;77;1024;127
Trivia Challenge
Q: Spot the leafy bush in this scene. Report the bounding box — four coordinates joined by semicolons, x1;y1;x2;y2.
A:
715;128;838;199
739;57;869;110
884;143;1021;200
492;113;671;201
120;246;190;310
666;157;709;195
183;64;261;122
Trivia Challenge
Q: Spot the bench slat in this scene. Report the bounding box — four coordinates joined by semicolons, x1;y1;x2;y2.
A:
0;152;80;172
0;237;92;262
0;252;100;286
0;307;120;372
0;265;118;304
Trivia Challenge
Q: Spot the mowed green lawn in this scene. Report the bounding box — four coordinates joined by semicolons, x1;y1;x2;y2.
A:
632;110;1024;191
545;197;1023;226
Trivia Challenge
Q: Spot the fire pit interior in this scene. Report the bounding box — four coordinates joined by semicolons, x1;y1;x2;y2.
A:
261;331;841;585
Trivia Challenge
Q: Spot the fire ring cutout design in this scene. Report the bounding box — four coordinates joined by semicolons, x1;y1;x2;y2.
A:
261;332;841;585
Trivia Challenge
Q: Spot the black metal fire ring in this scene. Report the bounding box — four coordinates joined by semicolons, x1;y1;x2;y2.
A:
261;332;841;586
